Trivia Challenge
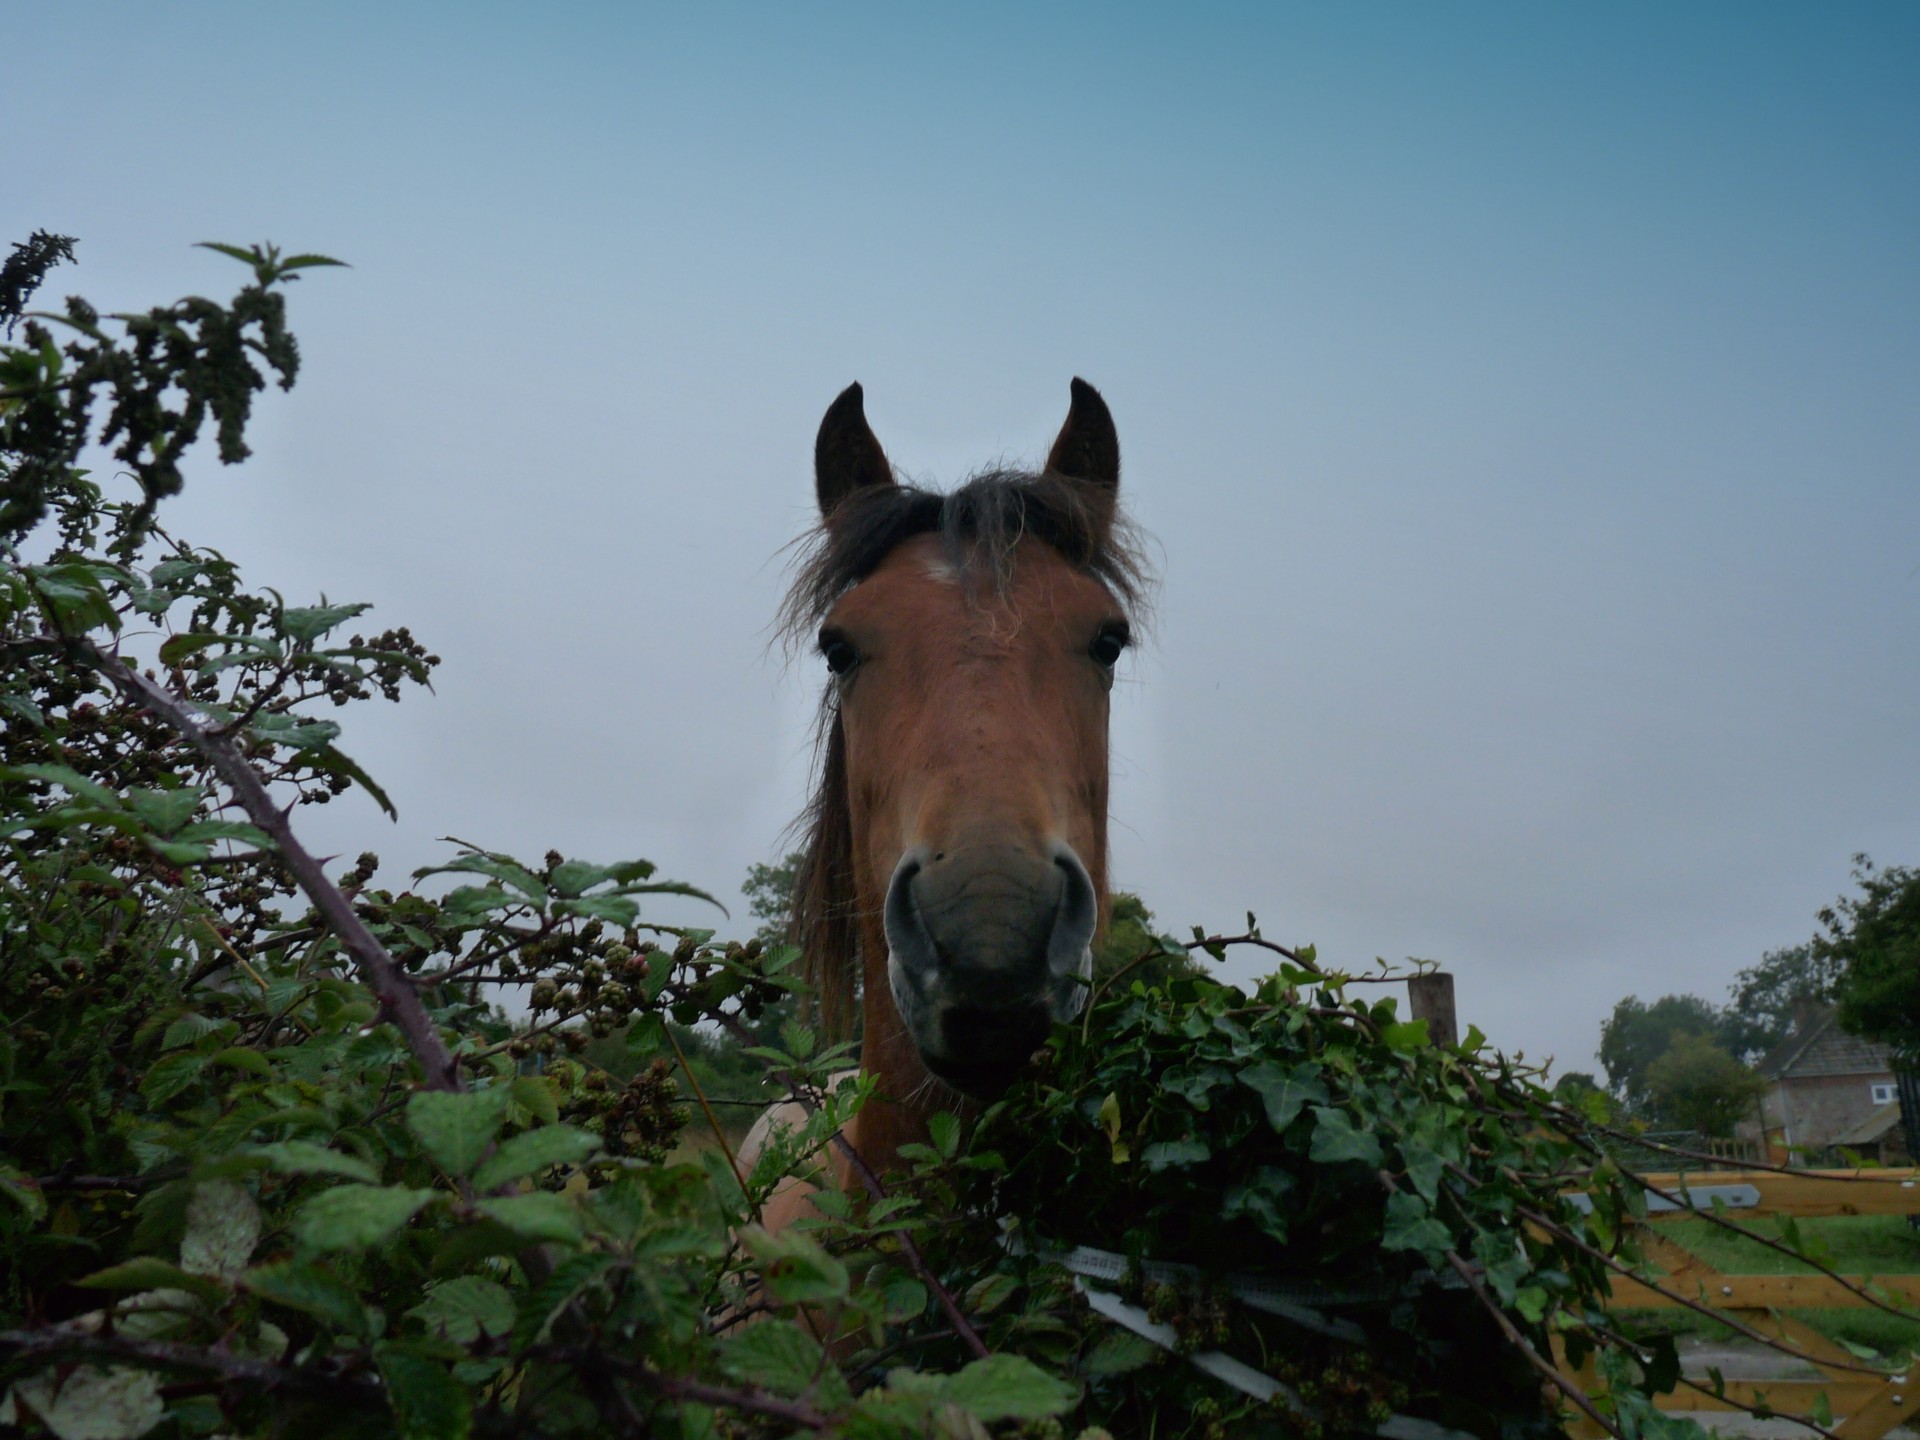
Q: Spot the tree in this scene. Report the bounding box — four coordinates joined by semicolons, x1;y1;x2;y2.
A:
1642;1033;1765;1138
1824;855;1920;1065
1091;890;1201;991
1596;993;1728;1112
742;849;805;946
1720;942;1844;1062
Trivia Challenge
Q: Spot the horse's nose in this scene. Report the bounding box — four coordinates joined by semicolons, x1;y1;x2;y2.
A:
883;841;1098;1095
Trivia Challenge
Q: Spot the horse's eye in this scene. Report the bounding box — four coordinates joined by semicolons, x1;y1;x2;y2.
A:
1089;624;1129;668
819;631;860;676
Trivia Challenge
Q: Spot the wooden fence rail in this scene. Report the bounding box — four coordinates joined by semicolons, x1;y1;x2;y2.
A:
1562;1168;1920;1440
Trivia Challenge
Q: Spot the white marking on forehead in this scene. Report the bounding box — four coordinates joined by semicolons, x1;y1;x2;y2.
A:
921;554;962;585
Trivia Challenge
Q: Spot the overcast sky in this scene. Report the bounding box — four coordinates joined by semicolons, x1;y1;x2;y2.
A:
8;3;1917;1076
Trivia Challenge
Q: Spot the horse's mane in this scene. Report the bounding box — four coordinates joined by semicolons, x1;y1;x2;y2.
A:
779;468;1154;1040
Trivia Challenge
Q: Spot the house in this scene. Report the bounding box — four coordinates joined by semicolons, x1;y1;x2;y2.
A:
1747;1003;1906;1166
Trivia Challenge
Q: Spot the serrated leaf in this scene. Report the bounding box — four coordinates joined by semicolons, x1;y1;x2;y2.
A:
742;1225;849;1305
512;1253;611;1349
376;1345;472;1440
473;1192;581;1243
547;860;610;898
511;1076;559;1125
1082;1329;1160;1377
76;1258;225;1305
943;1354;1077;1422
180;1180;259;1278
156;632;225;667
409;1276;515;1343
407;1087;511;1176
280;601;371;645
0;1164;47;1221
927;1111;961;1159
247;1140;379;1183
719;1321;827;1396
242;1260;370;1336
294;1185;437;1252
471;1124;601;1191
126;787;201;836
9;1365;164;1440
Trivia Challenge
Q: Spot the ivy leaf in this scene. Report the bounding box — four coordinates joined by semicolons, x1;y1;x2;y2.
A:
1237;1060;1327;1132
1380;1190;1452;1257
407;1087;511;1177
470;1124;601;1191
294;1185;438;1252
1141;1137;1211;1172
1308;1106;1384;1167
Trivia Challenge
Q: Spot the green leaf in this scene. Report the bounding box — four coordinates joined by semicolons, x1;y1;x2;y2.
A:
719;1321;827;1397
309;745;396;819
1141;1137;1211;1171
742;1225;850;1305
407;1087;511;1177
548;860;611;897
511;1076;559;1126
944;1354;1077;1423
249;713;341;751
76;1258;226;1306
1381;1018;1430;1051
1082;1329;1161;1377
470;1124;601;1191
294;1185;438;1252
376;1345;472;1440
473;1192;582;1243
1380;1191;1452;1257
927;1111;962;1159
1308;1106;1384;1167
247;1140;379;1184
511;1253;611;1349
408;1276;515;1343
0;1164;45;1221
1237;1060;1327;1132
280;601;371;645
8;1365;163;1440
243;1260;371;1336
125;787;202;836
157;632;225;667
180;1180;260;1278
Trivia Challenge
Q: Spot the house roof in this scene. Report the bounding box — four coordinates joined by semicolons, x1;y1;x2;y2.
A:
1832;1100;1903;1148
1756;1005;1894;1081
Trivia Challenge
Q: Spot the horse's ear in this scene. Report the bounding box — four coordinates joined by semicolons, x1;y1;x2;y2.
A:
815;382;895;520
1045;377;1120;511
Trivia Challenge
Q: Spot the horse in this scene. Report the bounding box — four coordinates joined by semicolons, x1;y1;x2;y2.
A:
740;379;1151;1224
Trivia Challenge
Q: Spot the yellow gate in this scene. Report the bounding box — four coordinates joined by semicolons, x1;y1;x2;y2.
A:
1564;1168;1920;1438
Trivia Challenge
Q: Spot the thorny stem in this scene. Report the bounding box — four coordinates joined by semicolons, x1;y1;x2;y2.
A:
82;642;465;1092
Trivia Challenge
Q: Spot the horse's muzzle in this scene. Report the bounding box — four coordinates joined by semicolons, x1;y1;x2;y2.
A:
883;840;1097;1098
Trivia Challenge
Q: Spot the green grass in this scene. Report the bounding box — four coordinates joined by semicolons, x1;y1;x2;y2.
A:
1622;1216;1920;1363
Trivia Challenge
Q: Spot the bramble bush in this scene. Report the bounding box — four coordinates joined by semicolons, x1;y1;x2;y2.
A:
2;236;1878;1440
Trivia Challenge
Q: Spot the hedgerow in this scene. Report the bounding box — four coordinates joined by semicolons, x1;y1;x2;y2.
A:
3;236;1859;1440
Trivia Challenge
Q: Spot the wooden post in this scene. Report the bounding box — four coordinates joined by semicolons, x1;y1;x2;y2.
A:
1407;972;1457;1048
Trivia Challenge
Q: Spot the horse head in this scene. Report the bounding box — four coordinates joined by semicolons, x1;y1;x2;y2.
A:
784;381;1148;1161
